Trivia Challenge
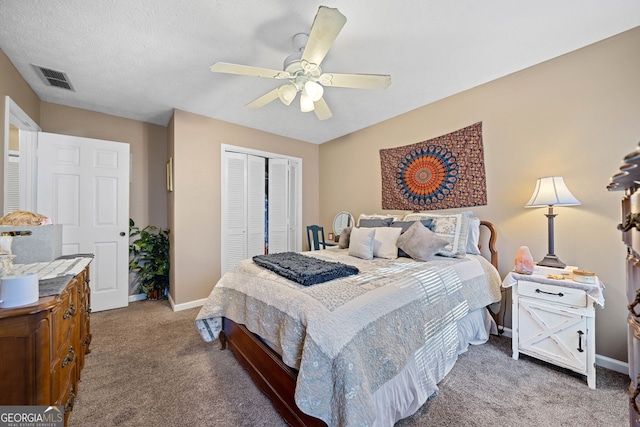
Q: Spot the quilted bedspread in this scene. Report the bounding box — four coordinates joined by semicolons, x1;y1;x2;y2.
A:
195;249;501;427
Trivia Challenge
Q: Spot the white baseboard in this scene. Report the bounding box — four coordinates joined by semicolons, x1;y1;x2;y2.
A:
497;325;628;375
596;354;629;375
170;296;207;312
129;293;146;302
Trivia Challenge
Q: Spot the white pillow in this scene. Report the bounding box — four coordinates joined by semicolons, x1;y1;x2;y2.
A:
403;212;469;258
348;227;375;260
466;216;481;255
371;226;402;259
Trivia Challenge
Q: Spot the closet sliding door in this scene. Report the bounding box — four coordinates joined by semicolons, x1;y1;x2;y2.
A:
221;146;302;276
221;151;265;275
268;159;288;254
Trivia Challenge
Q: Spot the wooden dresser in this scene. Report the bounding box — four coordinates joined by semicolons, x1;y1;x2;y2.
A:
608;147;640;426
0;260;91;425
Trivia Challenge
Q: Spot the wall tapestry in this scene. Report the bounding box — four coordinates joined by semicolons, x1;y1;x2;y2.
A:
379;122;486;210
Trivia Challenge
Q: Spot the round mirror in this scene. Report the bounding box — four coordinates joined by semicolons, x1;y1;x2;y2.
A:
333;211;354;237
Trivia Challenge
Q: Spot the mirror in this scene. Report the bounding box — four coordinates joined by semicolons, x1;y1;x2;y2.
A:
333;211;354;237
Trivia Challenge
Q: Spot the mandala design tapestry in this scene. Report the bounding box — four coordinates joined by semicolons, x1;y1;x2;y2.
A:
379;122;487;210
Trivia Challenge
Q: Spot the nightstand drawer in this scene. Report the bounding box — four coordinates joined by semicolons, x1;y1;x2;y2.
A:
518;280;587;308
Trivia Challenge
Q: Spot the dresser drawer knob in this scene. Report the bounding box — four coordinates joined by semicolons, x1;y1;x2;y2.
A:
63;303;77;319
629;290;640;317
631;377;640;420
64;387;76;413
535;288;564;297
618;213;640;232
61;346;76;368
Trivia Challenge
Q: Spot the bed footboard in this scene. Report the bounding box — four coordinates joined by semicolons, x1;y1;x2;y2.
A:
221;318;327;427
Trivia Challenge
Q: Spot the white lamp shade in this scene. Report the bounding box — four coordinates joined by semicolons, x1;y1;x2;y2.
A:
525;176;581;207
300;93;315;112
277;84;297;106
303;81;324;102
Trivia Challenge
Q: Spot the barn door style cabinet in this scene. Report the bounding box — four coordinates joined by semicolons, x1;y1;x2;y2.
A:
608;145;640;426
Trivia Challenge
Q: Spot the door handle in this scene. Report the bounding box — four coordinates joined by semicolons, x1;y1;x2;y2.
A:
577;330;585;352
120;232;126;236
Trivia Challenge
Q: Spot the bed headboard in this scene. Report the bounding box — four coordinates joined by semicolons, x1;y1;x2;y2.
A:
479;220;498;269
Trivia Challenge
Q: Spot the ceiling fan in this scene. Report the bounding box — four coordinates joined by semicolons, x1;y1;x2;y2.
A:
210;6;391;120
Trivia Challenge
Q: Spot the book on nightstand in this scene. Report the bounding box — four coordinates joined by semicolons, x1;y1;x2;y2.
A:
533;264;578;277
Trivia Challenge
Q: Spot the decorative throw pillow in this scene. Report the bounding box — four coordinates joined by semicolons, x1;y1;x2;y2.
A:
391;219;435;257
359;217;393;228
348;227;375;260
396;221;449;262
338;226;352;249
403;212;470;258
371;226;402;259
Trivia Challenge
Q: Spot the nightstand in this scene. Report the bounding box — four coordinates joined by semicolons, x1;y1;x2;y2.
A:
502;271;605;389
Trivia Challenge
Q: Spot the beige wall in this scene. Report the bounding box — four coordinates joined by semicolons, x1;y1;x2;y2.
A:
170;110;319;306
39;102;168;229
319;27;640;362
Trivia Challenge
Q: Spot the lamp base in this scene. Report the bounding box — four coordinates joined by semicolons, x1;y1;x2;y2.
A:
536;254;566;269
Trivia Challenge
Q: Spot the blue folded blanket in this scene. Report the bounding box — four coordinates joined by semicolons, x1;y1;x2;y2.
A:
252;252;359;286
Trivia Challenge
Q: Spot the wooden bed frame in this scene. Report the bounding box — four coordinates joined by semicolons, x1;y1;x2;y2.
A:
219;221;499;427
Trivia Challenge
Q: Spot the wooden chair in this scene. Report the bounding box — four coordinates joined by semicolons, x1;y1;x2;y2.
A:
306;225;335;250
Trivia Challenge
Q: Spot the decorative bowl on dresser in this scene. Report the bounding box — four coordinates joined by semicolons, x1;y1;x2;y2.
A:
0;257;92;426
608;145;640;427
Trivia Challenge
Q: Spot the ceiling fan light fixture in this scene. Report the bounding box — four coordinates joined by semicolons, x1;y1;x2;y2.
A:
303;81;324;102
300;93;315;112
278;84;297;106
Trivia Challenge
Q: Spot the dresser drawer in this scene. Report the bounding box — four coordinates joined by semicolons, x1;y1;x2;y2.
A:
518;280;587;308
54;282;78;352
52;339;78;405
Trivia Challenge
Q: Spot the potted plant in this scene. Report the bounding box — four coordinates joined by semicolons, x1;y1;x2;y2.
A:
129;218;170;300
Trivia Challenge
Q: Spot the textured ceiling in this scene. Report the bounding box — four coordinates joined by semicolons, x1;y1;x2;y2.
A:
1;1;639;144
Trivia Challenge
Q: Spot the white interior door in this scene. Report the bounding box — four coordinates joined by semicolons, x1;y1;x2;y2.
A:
37;132;130;312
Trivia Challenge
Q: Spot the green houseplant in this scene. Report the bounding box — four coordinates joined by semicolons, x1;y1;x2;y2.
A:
129;218;170;300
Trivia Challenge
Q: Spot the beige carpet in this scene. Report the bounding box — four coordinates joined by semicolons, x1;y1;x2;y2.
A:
68;300;628;427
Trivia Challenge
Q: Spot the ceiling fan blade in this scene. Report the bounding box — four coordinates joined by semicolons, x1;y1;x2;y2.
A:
313;97;332;120
211;62;289;79
246;87;280;109
301;7;347;71
319;73;391;89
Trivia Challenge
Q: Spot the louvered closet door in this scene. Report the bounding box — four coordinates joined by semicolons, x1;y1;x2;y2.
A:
247;155;266;257
288;160;300;252
222;151;247;274
268;159;289;254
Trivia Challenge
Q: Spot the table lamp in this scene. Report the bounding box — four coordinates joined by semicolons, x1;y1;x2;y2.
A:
525;176;580;268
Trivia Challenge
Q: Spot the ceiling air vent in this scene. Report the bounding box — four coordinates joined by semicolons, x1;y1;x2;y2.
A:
32;64;75;91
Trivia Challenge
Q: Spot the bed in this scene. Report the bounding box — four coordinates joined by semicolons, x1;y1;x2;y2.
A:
196;218;501;427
